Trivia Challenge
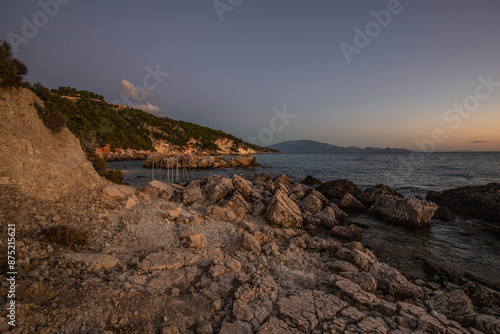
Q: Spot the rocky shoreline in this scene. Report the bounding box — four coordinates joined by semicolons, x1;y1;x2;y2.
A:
144;153;260;170
2;173;499;334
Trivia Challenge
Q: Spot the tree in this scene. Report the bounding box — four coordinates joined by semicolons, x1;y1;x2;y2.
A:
0;40;28;88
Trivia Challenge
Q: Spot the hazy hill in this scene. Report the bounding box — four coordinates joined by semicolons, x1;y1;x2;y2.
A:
269;140;411;154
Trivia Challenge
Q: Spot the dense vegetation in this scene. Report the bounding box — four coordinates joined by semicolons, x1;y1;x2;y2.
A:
29;83;270;154
0;40;27;88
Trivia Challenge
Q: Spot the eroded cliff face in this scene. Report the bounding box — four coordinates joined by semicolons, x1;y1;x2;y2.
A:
0;88;104;200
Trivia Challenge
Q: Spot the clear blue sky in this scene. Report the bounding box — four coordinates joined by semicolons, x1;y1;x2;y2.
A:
2;0;500;150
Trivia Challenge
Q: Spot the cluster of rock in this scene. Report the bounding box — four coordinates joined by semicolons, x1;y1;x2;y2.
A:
144;153;259;170
426;183;500;223
96;145;150;161
315;179;439;228
5;173;500;333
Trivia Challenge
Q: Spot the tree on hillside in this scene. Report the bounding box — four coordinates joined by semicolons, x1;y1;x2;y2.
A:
0;40;27;88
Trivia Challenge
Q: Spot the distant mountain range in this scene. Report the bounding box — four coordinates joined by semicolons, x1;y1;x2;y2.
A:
269;140;412;154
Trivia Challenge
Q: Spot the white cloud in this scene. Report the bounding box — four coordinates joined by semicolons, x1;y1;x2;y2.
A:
119;79;152;103
133;102;162;114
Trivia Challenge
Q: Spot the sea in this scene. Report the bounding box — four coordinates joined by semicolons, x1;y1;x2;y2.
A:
108;152;500;289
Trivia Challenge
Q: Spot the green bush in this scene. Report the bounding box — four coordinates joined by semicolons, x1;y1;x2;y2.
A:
35;102;67;133
0;41;27;88
107;169;124;184
90;155;108;177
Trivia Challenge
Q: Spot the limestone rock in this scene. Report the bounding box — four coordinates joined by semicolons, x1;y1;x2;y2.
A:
144;180;176;201
317;179;362;201
277;290;348;332
64;253;119;270
425;290;476;326
186;233;207;249
301;175;322;185
266;190;303;228
339;193;367;212
232;276;278;330
242;232;261;255
182;187;205;206
288;183;308;202
298;194;323;214
314;206;338;227
207;205;237;222
232;174;260;200
331;225;363;241
222;191;250;220
203;176;234;204
360;184;403;207
369;262;422;299
369;195;438;227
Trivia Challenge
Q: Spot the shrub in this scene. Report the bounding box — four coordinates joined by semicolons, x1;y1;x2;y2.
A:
32;82;52;101
0;41;27;88
35;102;67;133
45;225;89;247
107;169;124;184
89;155;108;177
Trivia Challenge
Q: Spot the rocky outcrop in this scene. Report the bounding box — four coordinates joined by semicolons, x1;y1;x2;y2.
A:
369;195;438;227
317;179;362;201
0;88;104;199
427;183;500;223
301;175;322;185
96;144;150;161
144;153;259;170
266;190;303;228
339;193;367;212
359;184;403;207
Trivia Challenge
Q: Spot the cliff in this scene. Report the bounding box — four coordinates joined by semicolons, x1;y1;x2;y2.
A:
0;88;104;199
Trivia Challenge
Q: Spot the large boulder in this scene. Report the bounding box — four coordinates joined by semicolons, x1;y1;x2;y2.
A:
425;290;476;326
223;191;251;220
203;176;234;204
182;186;205;206
273;174;292;194
317;179;362;201
301;175;322;185
227;154;258;168
369;262;422;299
266;190;303;228
144;180;177;201
314;206;339;227
339;193;367;213
430;183;500;222
330;225;363;241
298;194;323;214
288;183;308;202
369;195;438;227
232;174;261;201
359;184;403;207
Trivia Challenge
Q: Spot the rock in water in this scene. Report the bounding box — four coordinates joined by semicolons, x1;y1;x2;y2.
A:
301;175;322;185
368;195;437;227
266;190;303;228
339;193;367;213
432;183;500;222
359;184;403;207
317;179;362;201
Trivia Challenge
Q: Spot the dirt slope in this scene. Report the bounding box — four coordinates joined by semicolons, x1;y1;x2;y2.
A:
0;88;104;200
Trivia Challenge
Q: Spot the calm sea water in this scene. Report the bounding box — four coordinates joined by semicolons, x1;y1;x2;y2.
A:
109;152;500;288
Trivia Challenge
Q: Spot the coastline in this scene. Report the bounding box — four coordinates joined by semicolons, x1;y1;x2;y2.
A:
4;172;499;333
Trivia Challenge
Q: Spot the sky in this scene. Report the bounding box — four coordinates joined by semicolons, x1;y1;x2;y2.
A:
1;0;500;151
